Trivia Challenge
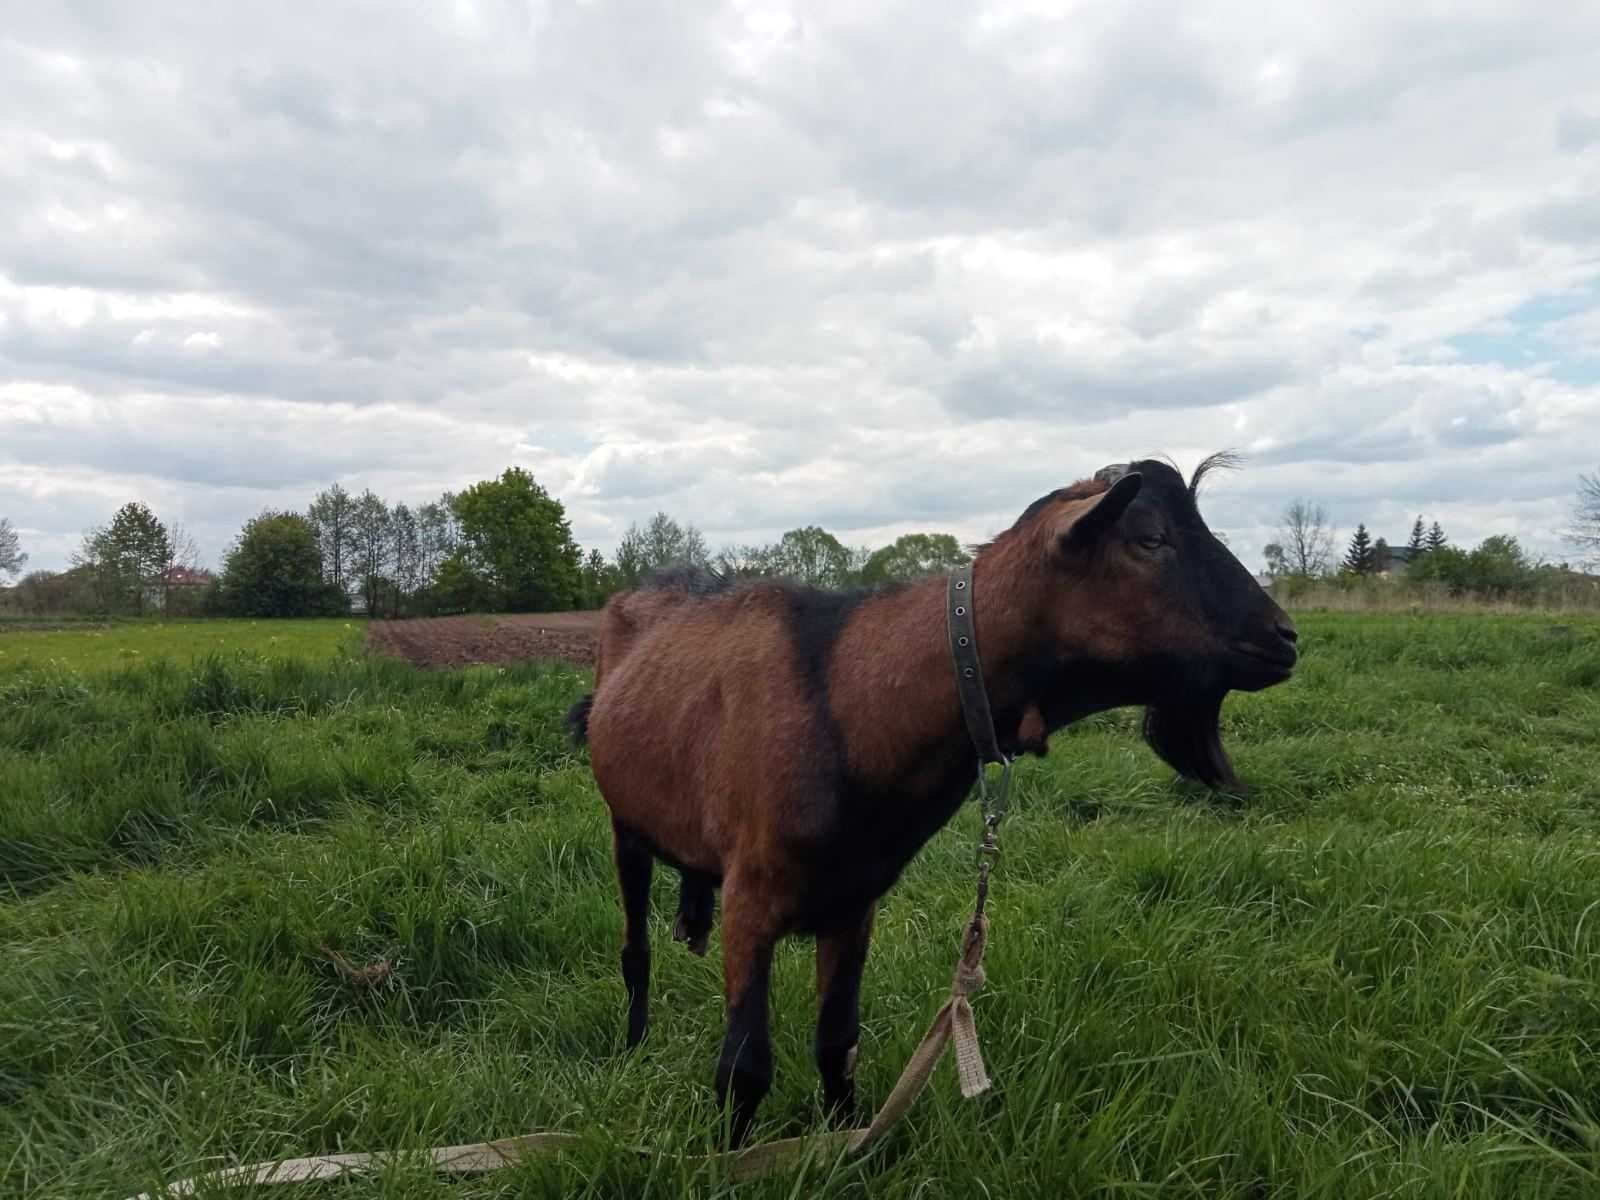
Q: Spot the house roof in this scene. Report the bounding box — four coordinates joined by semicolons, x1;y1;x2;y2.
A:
163;566;214;585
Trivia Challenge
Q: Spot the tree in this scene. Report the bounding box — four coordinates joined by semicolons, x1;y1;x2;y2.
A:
390;503;422;617
1408;516;1426;555
770;526;853;588
217;511;347;617
1425;521;1448;553
157;522;204;615
641;512;709;570
1262;543;1289;577
1467;534;1533;594
714;543;782;578
76;502;172;615
859;532;970;585
0;517;26;579
1344;524;1374;575
430;554;496;613
1569;469;1600;568
307;484;358;595
1276;500;1336;577
452;467;582;611
1407;545;1471;592
1408;535;1537;597
349;489;393;616
614;526;647;588
580;548;621;608
73;525;119;612
613;511;709;586
12;569;65;614
417;494;461;588
1372;537;1393;574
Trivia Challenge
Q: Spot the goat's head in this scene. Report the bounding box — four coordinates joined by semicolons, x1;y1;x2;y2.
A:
1006;453;1296;790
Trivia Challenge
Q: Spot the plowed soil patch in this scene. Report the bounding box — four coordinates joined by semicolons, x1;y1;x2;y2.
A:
367;612;599;670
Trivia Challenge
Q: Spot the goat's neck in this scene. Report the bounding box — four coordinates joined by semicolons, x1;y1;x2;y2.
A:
829;560;1044;783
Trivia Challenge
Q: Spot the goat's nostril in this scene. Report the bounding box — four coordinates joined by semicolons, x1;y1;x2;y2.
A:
1276;620;1299;644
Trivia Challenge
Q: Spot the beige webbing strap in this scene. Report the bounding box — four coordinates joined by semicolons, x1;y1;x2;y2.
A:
128;914;992;1198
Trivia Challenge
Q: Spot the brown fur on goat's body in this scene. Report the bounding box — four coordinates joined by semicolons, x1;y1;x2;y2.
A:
576;459;1296;1144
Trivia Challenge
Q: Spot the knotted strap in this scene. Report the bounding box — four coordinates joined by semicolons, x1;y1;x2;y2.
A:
128;913;994;1196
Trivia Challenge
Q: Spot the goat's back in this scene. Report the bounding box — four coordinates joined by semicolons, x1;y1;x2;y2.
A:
585;584;824;874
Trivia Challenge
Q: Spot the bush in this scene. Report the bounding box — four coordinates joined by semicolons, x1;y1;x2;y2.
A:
217;512;351;618
416;555;498;615
1408;536;1537;599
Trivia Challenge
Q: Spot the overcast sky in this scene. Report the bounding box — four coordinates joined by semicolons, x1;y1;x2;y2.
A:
3;1;1599;576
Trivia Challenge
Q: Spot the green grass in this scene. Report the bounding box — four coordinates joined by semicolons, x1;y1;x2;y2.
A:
3;613;1600;1198
0;618;364;675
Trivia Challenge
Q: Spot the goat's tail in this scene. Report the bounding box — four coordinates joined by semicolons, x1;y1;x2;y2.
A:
565;693;595;747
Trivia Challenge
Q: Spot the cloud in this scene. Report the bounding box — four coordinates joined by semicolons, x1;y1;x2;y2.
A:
3;0;1600;577
943;331;1292;421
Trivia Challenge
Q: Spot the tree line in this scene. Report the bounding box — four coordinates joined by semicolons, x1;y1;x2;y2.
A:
1;468;972;618
1264;491;1599;600
2;505;204;617
7;464;1599;617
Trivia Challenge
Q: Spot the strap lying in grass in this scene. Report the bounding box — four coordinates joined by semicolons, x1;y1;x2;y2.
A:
129;913;992;1197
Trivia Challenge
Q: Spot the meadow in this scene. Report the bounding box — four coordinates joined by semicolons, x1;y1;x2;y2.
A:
0;618;362;675
4;613;1600;1198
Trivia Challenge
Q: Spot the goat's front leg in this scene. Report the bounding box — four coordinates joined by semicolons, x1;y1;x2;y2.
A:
715;874;781;1146
610;819;654;1049
815;905;875;1124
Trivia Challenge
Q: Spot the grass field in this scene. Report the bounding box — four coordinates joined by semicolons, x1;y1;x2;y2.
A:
4;613;1600;1198
0;618;363;675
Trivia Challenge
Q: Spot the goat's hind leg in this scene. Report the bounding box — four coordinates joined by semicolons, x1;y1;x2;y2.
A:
610;819;654;1049
673;870;717;956
715;876;781;1146
815;905;874;1125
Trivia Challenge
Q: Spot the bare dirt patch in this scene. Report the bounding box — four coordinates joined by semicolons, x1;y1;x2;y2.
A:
367;612;599;670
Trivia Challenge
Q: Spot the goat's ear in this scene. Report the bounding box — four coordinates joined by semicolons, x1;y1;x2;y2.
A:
1057;472;1142;552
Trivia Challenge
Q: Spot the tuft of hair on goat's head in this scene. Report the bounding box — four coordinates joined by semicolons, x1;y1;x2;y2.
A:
992;451;1296;792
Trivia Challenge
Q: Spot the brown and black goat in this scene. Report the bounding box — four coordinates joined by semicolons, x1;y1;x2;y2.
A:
566;456;1298;1144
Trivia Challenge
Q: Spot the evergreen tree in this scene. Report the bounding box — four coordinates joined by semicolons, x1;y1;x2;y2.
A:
77;502;172;614
1344;523;1374;575
1372;537;1393;574
1408;516;1426;555
1426;521;1447;553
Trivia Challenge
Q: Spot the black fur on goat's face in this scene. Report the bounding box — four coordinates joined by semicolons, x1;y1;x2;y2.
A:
1015;453;1297;791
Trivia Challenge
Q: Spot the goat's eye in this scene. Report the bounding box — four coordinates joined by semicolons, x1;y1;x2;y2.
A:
1137;534;1166;551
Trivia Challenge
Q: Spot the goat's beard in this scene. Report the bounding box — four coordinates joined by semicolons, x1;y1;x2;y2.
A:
1142;691;1241;792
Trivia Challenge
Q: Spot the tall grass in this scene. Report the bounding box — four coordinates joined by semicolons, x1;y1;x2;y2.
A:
1277;579;1600;615
0;618;363;675
3;614;1600;1198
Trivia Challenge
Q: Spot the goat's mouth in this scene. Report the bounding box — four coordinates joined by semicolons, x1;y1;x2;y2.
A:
1230;639;1297;684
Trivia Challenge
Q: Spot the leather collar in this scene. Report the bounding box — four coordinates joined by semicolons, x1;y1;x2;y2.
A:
946;562;1006;765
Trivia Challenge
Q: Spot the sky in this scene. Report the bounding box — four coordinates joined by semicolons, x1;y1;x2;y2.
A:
3;0;1599;576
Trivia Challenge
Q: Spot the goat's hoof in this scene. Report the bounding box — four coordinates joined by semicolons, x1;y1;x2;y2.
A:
821;1093;858;1128
673;916;711;956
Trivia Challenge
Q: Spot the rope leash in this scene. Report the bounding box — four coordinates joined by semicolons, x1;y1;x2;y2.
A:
129;567;1016;1197
128;903;994;1197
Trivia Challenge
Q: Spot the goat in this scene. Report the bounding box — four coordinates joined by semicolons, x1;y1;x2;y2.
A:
567;456;1298;1144
569;568;725;955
